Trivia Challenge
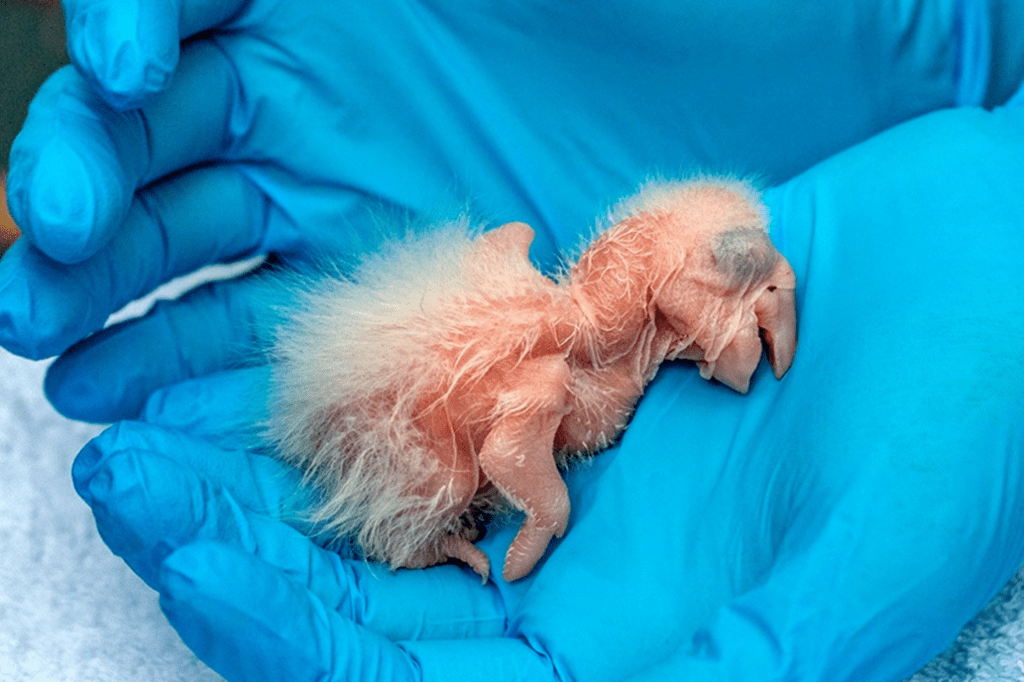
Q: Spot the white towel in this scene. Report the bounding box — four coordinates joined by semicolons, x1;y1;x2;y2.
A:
0;351;223;682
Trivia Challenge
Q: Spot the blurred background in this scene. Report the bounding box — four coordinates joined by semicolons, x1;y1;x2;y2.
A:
1;0;67;254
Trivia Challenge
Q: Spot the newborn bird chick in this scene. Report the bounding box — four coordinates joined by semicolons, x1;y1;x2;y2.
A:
265;178;797;582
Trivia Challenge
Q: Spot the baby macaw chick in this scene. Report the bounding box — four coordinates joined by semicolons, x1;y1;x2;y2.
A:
265;178;797;583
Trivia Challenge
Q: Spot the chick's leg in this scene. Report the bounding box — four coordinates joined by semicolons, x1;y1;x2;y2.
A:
479;355;572;582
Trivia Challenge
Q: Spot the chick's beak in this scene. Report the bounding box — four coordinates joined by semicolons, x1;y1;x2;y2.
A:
754;263;798;380
709;258;798;393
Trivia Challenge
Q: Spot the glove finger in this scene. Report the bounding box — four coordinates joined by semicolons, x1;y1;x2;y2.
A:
162;543;554;682
141;366;271;452
44;268;275;422
0;165;273;360
240;514;507;641
160;543;422;682
7;67;138;263
39;186;423;423
72;419;311;586
75;417;508;640
141;367;511;638
8;40;248;264
64;0;247;109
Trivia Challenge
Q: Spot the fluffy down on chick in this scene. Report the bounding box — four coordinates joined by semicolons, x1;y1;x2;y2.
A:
263;177;797;582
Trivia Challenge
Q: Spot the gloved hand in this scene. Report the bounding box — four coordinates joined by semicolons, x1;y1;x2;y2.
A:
4;0;1024;424
6;0;1024;680
72;97;1024;681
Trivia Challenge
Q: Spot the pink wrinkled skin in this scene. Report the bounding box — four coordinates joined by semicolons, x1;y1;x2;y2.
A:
266;178;797;582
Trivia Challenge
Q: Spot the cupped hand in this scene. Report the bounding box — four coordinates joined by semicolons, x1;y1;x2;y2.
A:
72;99;1024;681
4;0;1020;423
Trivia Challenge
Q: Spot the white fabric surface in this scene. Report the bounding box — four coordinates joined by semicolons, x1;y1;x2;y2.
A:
1;343;1023;681
0;351;224;682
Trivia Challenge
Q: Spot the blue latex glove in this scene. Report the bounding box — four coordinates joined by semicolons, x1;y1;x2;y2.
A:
2;1;1023;680
70;99;1024;681
5;0;1024;423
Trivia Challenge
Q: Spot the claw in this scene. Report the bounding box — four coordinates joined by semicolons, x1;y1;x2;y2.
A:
441;534;492;584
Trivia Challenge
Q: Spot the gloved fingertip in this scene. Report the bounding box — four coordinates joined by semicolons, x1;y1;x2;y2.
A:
0;257;41;359
70;421;152;503
67;0;180;110
9;140;120;265
70;434;108;503
45;351;110;422
0;241;114;360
